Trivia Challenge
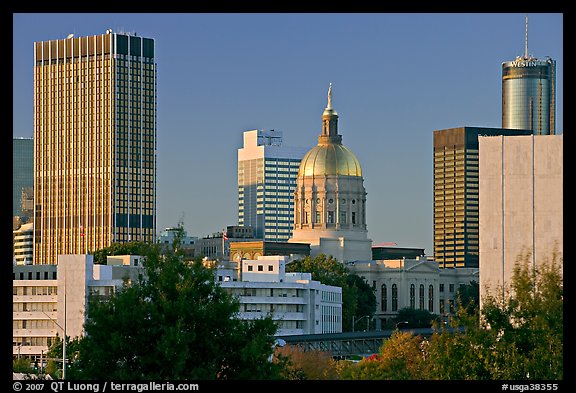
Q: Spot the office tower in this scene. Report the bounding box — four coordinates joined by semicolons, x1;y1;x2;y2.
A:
502;15;556;134
13;137;34;219
289;84;372;262
33;30;157;265
433;126;532;269
478;134;562;305
238;129;307;241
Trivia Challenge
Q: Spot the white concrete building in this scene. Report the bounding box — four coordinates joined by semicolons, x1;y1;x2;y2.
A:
218;255;343;336
12;254;144;362
478;134;563;305
13;222;34;265
347;257;478;329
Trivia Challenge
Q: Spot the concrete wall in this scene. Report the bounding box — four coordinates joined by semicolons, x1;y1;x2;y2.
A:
479;135;563;304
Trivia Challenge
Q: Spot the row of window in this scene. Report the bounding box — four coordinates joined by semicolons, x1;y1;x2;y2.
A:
379;283;456;312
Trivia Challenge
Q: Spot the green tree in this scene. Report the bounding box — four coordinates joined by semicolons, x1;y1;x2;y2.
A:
424;250;563;380
71;243;286;380
480;250;563;380
456;280;480;316
347;273;376;329
13;357;34;374
393;307;439;329
286;254;376;331
44;334;82;379
92;241;151;264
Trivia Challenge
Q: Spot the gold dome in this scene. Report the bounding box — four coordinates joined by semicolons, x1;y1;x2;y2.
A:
299;142;362;178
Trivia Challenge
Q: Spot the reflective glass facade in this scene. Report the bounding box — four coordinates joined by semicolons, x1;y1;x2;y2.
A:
33;32;157;264
13;138;34;217
502;57;555;135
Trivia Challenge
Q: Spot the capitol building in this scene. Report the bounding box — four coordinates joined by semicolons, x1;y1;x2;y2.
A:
289;84;373;262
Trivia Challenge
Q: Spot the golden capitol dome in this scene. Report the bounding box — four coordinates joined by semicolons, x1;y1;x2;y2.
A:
297;83;362;178
299;143;362;177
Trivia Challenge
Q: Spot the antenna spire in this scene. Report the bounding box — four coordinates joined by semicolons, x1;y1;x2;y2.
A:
327;82;333;109
525;14;529;59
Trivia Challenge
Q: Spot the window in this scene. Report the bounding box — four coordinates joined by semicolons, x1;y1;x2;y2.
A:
315;211;321;224
410;284;415;308
449;284;455;293
419;284;425;310
247;265;253;271
268;265;273;272
327;211;334;223
340;211;347;224
258;265;263;272
392;284;398;311
352;212;356;224
439;283;444;292
428;285;434;312
381;284;387;312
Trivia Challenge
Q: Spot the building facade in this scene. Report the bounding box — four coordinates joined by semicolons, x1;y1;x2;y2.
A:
229;240;310;263
33;31;157;265
13;222;34;265
289;84;372;261
238;129;307;241
13;254;144;362
433;126;533;268
13;137;34;219
218;256;343;336
478;134;563;305
347;257;479;329
501;18;556;135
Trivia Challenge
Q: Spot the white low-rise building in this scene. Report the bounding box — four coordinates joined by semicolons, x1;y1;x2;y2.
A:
218;255;343;336
12;254;144;363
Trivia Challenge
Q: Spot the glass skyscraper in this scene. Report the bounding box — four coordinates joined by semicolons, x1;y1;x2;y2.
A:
238;129;308;241
502;56;556;134
13;137;34;217
33;30;157;265
502;16;556;135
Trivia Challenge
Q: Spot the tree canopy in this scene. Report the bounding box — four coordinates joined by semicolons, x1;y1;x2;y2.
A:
70;243;286;380
286;254;376;331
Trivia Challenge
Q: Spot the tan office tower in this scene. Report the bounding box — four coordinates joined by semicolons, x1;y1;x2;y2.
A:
33;31;157;265
433;127;532;268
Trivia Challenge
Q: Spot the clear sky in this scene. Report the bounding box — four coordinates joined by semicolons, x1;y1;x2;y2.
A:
12;13;563;255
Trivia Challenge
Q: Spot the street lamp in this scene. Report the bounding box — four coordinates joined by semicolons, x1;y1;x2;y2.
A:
352;315;371;332
43;310;66;380
395;321;409;330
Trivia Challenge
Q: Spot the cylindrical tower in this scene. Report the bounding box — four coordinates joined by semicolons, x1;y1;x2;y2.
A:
502;56;556;135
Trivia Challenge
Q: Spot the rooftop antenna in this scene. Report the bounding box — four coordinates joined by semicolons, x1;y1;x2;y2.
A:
524;14;529;59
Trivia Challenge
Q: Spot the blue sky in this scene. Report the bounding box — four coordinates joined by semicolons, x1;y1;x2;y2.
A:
12;13;563;255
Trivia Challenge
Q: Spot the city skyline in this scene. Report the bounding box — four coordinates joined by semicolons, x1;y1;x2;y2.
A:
12;13;563;255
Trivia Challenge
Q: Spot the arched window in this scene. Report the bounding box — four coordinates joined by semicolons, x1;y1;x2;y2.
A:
381;284;387;312
428;284;434;312
410;284;415;309
419;284;425;310
392;284;398;312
